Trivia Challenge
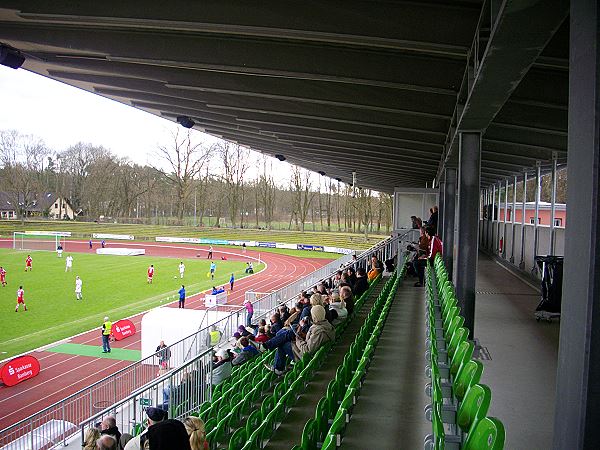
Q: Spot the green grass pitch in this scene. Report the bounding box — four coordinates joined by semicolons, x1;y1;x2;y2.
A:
0;249;263;359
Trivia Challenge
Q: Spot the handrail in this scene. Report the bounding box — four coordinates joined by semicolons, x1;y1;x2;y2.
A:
0;235;404;449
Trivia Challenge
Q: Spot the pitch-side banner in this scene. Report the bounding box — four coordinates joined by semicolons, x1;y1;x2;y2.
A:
112;319;136;341
0;355;41;387
92;233;134;240
23;231;71;237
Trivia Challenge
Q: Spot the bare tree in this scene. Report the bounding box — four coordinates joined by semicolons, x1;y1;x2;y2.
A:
216;142;250;227
0;130;50;223
290;165;316;231
258;157;277;229
155;129;212;222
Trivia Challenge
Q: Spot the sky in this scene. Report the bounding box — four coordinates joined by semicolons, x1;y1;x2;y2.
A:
0;65;294;183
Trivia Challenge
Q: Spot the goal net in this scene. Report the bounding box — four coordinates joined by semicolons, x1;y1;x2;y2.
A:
13;232;69;252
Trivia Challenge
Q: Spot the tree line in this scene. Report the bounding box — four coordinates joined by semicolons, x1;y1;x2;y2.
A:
0;129;393;234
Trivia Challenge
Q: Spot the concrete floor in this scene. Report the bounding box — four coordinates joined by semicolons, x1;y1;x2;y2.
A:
338;254;559;450
474;255;559;450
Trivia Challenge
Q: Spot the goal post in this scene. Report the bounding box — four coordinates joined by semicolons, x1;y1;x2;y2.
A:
13;231;70;252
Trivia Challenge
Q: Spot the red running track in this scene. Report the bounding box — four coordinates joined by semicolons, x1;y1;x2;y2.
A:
0;239;332;430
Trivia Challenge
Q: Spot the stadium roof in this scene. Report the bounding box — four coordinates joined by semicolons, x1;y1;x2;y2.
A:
0;1;569;192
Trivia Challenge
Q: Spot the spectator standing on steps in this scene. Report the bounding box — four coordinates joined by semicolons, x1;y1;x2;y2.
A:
101;317;112;353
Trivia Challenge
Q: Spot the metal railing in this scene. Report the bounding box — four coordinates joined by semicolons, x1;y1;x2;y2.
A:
0;236;400;449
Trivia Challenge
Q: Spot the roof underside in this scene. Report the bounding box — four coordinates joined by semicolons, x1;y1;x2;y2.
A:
0;1;569;192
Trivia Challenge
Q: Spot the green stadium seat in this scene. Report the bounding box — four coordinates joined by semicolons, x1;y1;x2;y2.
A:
328;408;347;447
321;433;336;450
314;396;329;432
457;384;492;433
246;409;263;439
300;418;318;450
247;421;269;449
450;340;474;378
228;427;247;450
462;417;506;450
452;360;484;403
261;394;275;419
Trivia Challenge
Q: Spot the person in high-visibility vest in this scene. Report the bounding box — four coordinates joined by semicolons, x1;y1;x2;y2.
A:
209;326;222;346
101;316;112;353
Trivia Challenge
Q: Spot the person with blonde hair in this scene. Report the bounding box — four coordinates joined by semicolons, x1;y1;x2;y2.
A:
83;427;100;450
183;416;208;450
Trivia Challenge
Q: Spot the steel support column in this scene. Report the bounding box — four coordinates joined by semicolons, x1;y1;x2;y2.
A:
438;175;446;242
456;132;481;339
510;175;517;263
549;154;558;255
491;184;496;252
519;170;527;269
502;179;508;258
532;162;541;273
442;167;457;280
554;1;600;447
497;181;502;254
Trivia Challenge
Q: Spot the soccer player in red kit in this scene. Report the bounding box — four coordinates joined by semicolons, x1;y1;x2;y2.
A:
16;286;27;312
0;266;6;287
147;264;154;284
25;255;32;271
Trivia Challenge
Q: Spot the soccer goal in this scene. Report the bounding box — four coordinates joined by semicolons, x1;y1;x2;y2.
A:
13;232;68;252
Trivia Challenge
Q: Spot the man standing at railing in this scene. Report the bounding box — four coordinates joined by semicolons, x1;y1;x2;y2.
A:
101;316;112;353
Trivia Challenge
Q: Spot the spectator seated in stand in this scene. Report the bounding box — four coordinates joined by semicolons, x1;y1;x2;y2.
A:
211;348;232;385
83;428;100;450
232;337;260;366
254;326;270;344
124;407;167;450
367;254;384;282
278;304;290;324
99;416;122;448
328;293;348;326
345;267;357;286
284;303;302;328
147;419;192;450
268;313;283;338
353;268;369;298
183;416;209;450
96;435;117;450
264;305;335;375
340;285;355;315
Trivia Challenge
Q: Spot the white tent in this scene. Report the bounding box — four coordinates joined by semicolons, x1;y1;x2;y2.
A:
141;308;229;367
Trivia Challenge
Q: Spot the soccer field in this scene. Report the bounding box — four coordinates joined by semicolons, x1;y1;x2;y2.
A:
0;249;261;358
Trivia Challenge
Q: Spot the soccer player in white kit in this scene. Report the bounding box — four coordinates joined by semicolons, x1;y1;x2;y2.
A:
75;276;83;300
179;261;185;278
65;255;73;272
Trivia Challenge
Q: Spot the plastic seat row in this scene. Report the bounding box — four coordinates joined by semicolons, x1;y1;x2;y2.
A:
296;266;405;449
423;255;505;450
201;275;383;449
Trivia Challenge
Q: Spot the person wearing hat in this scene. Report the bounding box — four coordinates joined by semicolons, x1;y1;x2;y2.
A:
211;348;232;385
123;407;167;450
101;317;112;353
147;419;191;450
